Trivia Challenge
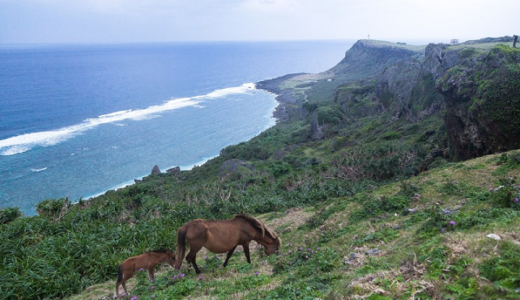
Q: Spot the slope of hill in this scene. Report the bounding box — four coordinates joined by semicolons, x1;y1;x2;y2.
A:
1;36;520;300
68;150;520;299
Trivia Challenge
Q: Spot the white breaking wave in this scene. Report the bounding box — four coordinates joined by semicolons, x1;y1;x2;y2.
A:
31;167;48;172
0;83;256;156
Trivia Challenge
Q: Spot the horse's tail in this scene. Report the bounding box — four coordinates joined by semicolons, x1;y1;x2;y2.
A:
175;226;187;269
116;264;123;283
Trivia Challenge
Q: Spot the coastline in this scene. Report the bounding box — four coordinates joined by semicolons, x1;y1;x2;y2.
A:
255;73;306;123
82;85;279;206
83;156;217;201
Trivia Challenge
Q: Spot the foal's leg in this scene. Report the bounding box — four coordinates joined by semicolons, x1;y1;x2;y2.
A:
147;267;154;282
223;246;237;267
243;242;251;264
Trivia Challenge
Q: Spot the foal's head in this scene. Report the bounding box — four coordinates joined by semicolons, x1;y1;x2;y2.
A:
162;250;176;267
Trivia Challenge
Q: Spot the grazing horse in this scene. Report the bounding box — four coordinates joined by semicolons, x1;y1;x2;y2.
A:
175;214;281;273
115;250;175;298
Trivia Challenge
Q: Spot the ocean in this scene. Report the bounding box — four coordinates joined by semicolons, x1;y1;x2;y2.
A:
0;40;354;216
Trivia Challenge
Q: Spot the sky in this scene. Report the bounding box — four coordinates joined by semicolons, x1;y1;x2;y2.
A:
0;0;518;44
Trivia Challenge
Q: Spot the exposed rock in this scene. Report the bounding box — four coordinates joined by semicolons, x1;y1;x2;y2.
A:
151;165;161;175
405;208;418;214
365;248;381;256
330;40;421;79
167;166;181;176
260;37;520;162
486;233;501;241
412;193;421;202
344;252;364;267
218;159;253;178
463;36;514;45
256;73;305;122
442;207;460;215
309;110;325;140
331;136;337;152
439;44;520;160
336;38;520;161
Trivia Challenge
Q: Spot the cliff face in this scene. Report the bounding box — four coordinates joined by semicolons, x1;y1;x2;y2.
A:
259;37;520;161
329;40;422;80
438;44;520;159
333;37;520;160
334;42;446;123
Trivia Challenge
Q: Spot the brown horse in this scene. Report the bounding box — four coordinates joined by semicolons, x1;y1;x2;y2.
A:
174;214;281;273
115;250;175;298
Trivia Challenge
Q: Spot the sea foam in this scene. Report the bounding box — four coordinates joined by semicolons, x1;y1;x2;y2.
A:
0;83;256;156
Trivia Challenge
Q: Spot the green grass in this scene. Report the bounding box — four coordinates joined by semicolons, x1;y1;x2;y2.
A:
57;151;520;300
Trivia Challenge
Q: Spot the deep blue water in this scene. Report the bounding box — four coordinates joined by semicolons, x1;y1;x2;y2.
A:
0;40;354;216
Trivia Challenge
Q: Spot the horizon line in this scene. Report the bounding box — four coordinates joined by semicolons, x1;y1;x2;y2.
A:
0;37;462;48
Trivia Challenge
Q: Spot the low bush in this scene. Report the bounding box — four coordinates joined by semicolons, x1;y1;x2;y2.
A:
0;207;22;224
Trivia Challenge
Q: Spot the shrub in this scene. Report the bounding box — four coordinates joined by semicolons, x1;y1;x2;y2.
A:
35;198;70;217
0;207;22;224
490;177;520;208
316;105;344;124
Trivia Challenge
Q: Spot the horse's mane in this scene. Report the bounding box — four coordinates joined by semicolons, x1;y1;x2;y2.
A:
234;214;279;243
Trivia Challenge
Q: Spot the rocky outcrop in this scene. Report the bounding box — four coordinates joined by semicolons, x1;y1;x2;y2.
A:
330;40;422;80
218;159;253;178
438;44;520;159
167;166;181;176
261;37;520;161
335;43;446;123
256;73;305;122
151;165;161;175
334;37;520;160
309;110;325;140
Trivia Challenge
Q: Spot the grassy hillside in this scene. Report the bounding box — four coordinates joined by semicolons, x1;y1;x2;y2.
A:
68;150;520;299
2;38;520;300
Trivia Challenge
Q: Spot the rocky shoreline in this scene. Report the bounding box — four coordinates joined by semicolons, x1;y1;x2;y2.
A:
256;73;306;122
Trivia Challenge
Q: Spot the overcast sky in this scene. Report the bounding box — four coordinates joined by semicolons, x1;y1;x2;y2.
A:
1;0;518;44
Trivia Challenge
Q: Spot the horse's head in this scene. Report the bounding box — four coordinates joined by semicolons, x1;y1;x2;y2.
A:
237;214;281;255
263;235;281;255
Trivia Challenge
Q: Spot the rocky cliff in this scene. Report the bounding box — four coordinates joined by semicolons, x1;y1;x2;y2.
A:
331;37;520;160
438;43;520;159
259;36;520;161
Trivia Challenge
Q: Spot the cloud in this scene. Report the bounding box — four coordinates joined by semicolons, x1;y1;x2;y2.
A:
239;0;300;13
1;0;519;43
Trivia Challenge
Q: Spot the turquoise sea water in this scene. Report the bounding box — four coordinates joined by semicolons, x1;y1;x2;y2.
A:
0;40;354;215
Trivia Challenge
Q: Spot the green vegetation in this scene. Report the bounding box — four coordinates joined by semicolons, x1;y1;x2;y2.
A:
2;38;520;299
57;150;520;300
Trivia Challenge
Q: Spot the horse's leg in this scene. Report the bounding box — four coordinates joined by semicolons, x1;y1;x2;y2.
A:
186;245;203;274
223;246;237;267
243;242;251;264
114;282;120;298
116;267;130;297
